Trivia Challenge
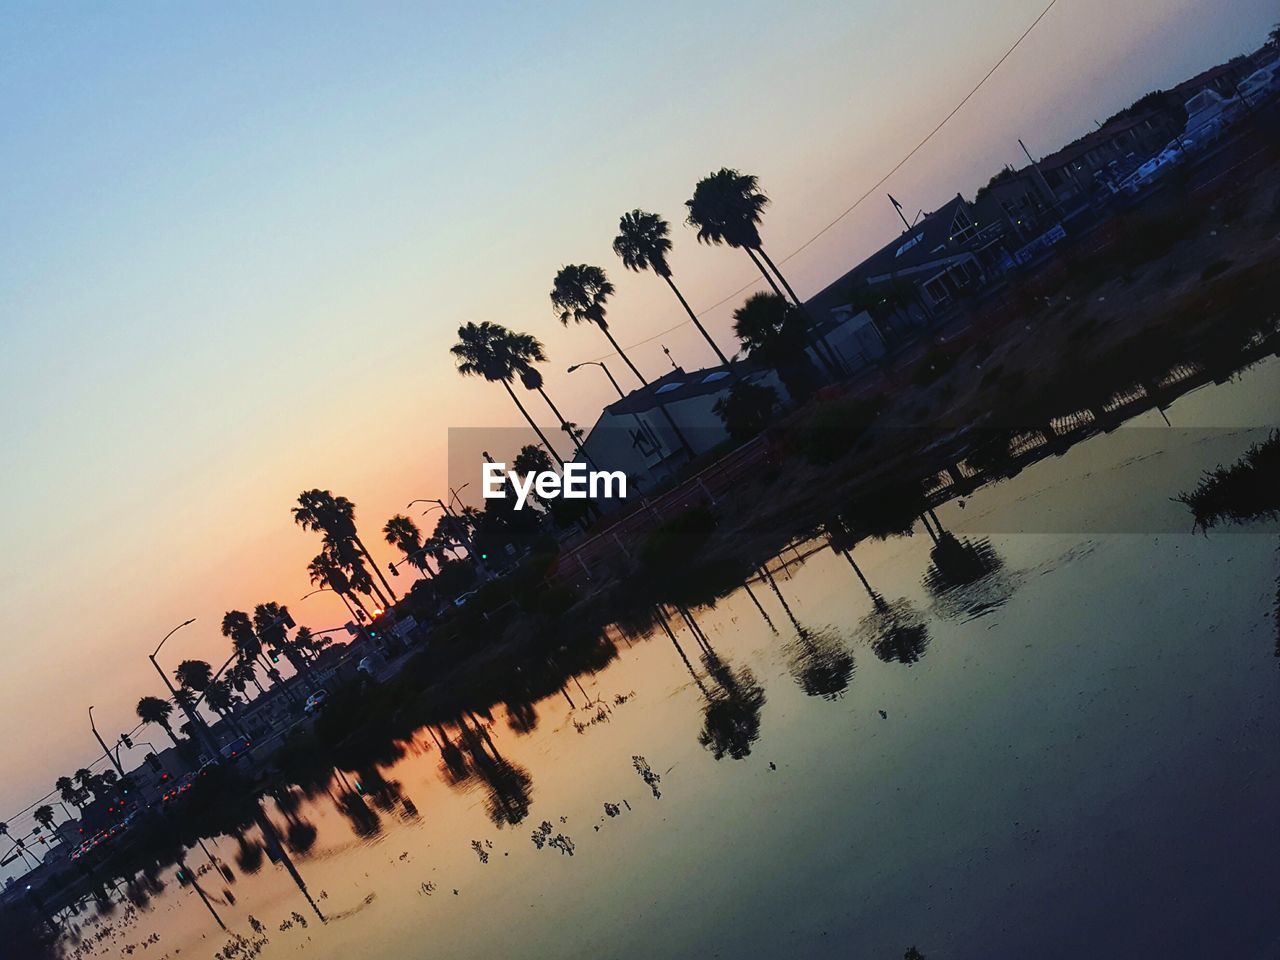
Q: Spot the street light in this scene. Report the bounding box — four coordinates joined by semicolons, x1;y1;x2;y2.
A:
567;360;626;399
148;618;216;755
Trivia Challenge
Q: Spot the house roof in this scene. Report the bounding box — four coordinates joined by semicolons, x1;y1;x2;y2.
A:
604;361;765;417
804;194;975;316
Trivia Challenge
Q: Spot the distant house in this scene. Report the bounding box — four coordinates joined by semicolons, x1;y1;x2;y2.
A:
807;194;1010;321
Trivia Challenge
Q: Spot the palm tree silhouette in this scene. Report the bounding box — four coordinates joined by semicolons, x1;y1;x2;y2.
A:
614;209;730;366
551;264;647;384
686;168;801;305
293;489;397;606
33;805;56;837
222;609;276;693
307;550;370;619
383;514;432;577
136;696;183;749
518;361;593;463
55;775;83;811
174;659;214;692
732;291;824;396
451;321;567;469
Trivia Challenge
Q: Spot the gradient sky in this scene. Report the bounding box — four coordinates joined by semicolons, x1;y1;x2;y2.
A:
1;0;1273;839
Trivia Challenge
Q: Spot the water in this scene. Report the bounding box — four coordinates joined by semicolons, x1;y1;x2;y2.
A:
62;359;1280;960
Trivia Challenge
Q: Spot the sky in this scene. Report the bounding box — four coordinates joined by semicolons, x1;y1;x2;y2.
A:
0;0;1274;841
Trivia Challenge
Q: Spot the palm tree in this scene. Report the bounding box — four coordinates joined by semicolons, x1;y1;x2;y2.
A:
223;609;275;693
384;514;432;577
33;805;57;842
55;775;83;811
551;264;648;386
614;209;730;366
136;695;183;749
451;321;567;468
732;291;821;399
174;659;214;693
686;168;802;307
253;602;293;658
308;550;370;619
293;490;397;606
518;362;592;462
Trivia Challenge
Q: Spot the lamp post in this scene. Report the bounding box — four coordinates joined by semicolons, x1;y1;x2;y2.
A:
567;361;625;399
149;619;217;756
88;706;126;778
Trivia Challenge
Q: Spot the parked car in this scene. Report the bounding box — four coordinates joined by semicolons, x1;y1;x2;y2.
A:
1237;64;1279;106
304;689;329;714
453;590;478;608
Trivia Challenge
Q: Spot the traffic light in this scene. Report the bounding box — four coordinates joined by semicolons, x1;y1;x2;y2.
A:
145;752;162;772
270;650;280;663
388;562;399;577
176;867;190;885
281;610;296;629
120;733;134;749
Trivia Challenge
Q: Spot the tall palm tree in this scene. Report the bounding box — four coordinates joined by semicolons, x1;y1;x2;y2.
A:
308;551;370;619
614;209;730;366
174;659;214;692
384;515;432;577
55;775;83;811
137;696;183;749
33;805;56;834
293;490;397;606
518;363;593;463
223;609;276;693
253;602;293;658
732;291;822;399
551;264;648;386
451;321;567;468
685;168;801;306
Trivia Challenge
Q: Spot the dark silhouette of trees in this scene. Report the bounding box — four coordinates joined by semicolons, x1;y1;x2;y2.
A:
136;696;183;749
685;167;803;309
451;320;567;468
293;489;396;607
732;292;821;400
614;208;731;365
713;380;780;441
551;263;648;386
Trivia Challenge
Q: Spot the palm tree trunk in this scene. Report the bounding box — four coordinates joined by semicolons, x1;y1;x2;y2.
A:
751;245;843;380
501;380;566;469
756;246;802;307
160;721;183;750
595;324;648;386
664;274;730;366
535;386;602;471
745;247;788;300
354;535;398;604
341;588;369;619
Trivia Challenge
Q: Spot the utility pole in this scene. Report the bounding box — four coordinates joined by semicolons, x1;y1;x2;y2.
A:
1019;138;1064;218
88;706;126;778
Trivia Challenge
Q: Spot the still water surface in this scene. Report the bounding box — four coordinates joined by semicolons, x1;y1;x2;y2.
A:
67;361;1280;960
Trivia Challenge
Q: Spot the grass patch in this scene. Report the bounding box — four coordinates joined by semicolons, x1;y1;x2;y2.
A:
1176;431;1280;530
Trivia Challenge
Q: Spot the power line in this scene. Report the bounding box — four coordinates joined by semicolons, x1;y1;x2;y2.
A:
571;0;1061;366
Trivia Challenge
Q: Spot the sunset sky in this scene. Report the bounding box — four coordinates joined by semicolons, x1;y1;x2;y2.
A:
0;0;1273;834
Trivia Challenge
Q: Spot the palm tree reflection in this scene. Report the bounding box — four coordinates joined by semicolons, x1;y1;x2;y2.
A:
659;605;766;761
759;564;855;700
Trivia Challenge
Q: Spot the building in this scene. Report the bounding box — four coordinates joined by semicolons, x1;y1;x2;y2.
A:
579;362;787;491
806;194;1012;322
